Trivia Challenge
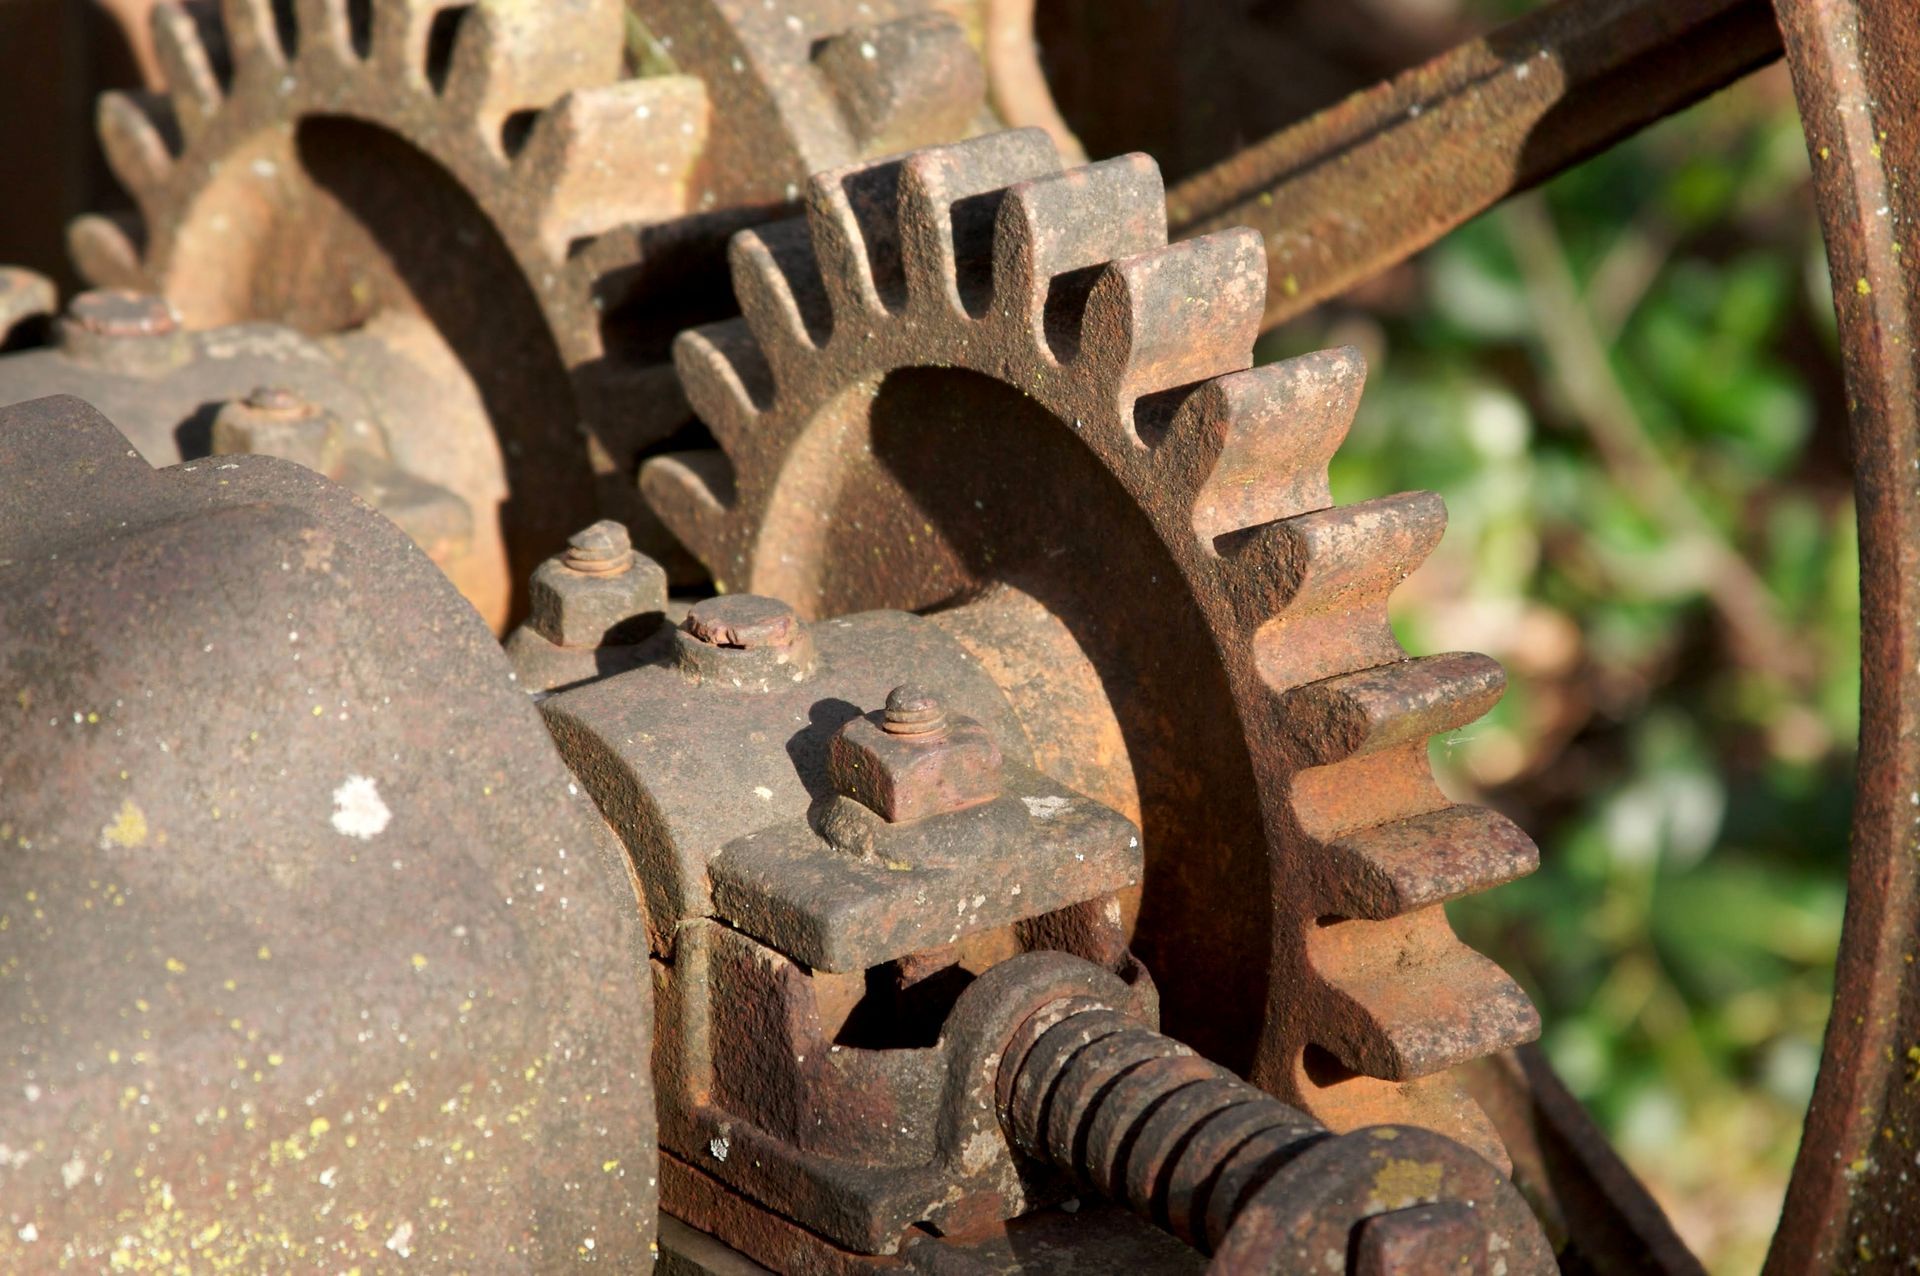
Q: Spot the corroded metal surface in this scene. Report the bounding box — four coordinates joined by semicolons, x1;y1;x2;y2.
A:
1768;1;1920;1269
640;130;1538;1160
543;600;1151;1256
0;396;655;1269
0;289;508;624
78;0;998;601
987;952;1553;1272
1166;0;1783;330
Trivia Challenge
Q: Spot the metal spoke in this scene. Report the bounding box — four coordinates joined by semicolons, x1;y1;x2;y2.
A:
1167;0;1781;331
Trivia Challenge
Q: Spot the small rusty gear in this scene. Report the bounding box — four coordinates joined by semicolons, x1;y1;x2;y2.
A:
640;129;1539;1161
75;0;993;605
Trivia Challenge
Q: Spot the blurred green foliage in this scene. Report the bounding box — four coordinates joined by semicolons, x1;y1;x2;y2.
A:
1260;66;1855;1271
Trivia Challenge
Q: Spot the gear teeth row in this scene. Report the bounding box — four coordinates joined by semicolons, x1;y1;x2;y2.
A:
644;129;1541;1161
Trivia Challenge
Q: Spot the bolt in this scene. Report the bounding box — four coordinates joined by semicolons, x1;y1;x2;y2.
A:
883;684;947;736
64;289;177;339
683;594;800;650
243;385;318;418
562;519;634;576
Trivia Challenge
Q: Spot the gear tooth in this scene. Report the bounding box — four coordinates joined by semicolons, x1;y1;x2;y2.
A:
813;14;985;157
1275;654;1506;770
438;0;623;139
68;213;151;291
1072;229;1264;419
639;450;738;582
516;77;710;254
1229;493;1446;690
370;0;459;70
1177;349;1367;541
218;0;289;67
1321;806;1538;920
1306;911;1540;1081
97;91;181;205
804;157;908;319
672;319;773;455
290;0;354;54
152;3;224;137
892;129;1061;316
990;155;1165;345
728;220;832;355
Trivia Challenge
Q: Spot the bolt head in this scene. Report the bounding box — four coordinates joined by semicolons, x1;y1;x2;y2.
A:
882;683;947;735
683;594;800;650
243;385;318;417
563;520;634;575
64;289;177;338
829;705;1003;823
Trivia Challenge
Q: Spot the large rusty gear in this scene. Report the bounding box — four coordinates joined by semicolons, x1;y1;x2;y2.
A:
76;0;994;609
639;129;1540;1160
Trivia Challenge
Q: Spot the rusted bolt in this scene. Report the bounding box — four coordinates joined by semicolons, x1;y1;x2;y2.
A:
883;684;947;736
211;390;340;474
672;593;815;688
64;289;178;339
56;289;188;373
562;519;635;576
828;689;1003;822
683;594;800;650
242;385;319;418
528;525;668;650
1353;1203;1486;1276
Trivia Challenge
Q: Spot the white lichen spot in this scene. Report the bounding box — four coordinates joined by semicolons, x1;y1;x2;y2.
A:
709;1136;730;1162
753;786;774;801
16;1224;36;1243
1022;795;1070;820
331;775;392;840
61;1156;85;1189
385;1220;414;1257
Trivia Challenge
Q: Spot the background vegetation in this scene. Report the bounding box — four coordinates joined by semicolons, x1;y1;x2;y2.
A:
1259;57;1852;1273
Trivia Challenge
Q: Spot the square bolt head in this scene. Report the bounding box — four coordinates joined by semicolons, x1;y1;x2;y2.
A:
528;555;668;650
827;711;1004;823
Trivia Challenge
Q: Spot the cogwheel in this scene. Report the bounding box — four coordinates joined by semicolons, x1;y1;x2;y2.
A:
640;129;1540;1163
73;0;993;604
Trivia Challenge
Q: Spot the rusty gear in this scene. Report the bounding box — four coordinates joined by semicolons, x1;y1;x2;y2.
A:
640;129;1539;1161
78;0;994;604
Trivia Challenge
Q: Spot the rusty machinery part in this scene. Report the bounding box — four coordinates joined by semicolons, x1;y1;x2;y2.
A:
538;587;1151;1255
0;278;508;620
1165;0;1785;333
76;0;999;611
981;953;1553;1273
522;563;1550;1271
0;395;656;1269
638;128;1540;1165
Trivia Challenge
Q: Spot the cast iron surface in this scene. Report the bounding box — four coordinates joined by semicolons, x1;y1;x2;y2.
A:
78;0;1000;601
641;129;1540;1164
0;395;655;1269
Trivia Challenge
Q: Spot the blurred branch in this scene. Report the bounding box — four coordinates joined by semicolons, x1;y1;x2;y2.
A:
1499;194;1816;684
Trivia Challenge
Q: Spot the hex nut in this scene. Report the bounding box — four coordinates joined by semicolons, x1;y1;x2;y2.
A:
828;703;1004;823
528;548;669;650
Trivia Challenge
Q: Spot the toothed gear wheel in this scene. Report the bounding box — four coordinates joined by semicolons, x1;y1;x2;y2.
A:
640;129;1541;1163
76;0;994;602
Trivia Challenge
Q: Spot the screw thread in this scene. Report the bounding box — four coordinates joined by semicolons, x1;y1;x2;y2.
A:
999;1002;1327;1253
